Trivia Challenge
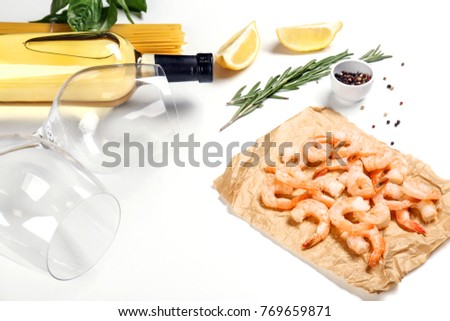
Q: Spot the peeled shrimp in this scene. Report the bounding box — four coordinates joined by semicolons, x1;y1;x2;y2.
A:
339;159;366;188
361;148;394;172
372;184;412;211
281;146;301;164
331;131;364;159
304;136;332;163
370;169;388;189
351;227;386;267
368;157;408;187
338;159;364;186
313;174;346;198
345;171;375;199
342;232;370;254
265;164;316;190
353;203;391;230
402;177;442;200
348;159;365;172
412;199;438;223
395;209;426;234
291;199;331;249
383;182;405;200
385;157;408;185
330;196;373;232
261;178;298;210
313;158;349;179
310;189;336;208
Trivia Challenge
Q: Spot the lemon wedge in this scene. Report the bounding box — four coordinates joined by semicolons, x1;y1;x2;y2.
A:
216;21;260;70
276;21;343;52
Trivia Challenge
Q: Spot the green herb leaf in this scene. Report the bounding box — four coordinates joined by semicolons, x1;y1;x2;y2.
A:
50;0;70;14
92;2;118;32
50;0;70;13
221;47;392;131
230;85;246;101
124;0;147;12
34;0;147;31
116;0;134;24
31;10;68;23
359;45;392;63
67;0;103;31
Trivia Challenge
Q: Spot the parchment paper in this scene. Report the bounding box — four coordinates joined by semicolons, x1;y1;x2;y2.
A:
214;107;450;293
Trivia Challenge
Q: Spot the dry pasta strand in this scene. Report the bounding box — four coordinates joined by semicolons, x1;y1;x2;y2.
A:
0;22;185;54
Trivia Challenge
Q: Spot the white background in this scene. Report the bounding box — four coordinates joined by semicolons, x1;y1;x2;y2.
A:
1;0;450;319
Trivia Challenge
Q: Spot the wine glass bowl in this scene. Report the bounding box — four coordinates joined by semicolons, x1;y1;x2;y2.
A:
0;134;120;280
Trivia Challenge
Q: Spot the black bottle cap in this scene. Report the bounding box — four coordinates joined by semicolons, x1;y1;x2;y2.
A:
154;53;213;83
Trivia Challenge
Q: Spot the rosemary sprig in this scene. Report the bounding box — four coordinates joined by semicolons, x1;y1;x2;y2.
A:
221;45;392;131
359;45;392;63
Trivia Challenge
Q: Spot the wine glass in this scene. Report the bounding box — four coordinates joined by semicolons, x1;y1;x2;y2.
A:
0;134;120;280
1;63;178;279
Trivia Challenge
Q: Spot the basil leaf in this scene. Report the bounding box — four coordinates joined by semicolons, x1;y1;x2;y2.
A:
31;10;68;23
92;3;118;32
50;0;70;14
116;0;134;23
34;0;147;31
67;0;103;31
124;0;147;12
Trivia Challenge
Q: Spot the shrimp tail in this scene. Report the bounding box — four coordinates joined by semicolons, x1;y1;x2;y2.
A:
369;250;385;268
349;226;386;267
374;177;389;190
402;221;427;234
264;166;276;174
369;233;386;267
395;210;427;234
302;234;322;249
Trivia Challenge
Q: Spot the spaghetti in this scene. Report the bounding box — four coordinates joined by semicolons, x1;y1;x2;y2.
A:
0;22;185;54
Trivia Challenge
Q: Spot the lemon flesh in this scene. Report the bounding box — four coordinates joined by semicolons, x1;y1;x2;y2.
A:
277;21;343;52
216;21;260;70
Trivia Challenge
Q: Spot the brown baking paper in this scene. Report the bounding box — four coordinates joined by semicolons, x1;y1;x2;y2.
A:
214;107;450;293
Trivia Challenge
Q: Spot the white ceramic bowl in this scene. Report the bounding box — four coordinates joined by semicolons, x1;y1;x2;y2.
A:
330;59;374;102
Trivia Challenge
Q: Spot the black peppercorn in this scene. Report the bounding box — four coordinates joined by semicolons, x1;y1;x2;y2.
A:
335;71;372;85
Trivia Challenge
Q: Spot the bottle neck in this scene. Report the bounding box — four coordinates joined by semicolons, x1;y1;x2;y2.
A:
140;53;213;83
139;52;155;64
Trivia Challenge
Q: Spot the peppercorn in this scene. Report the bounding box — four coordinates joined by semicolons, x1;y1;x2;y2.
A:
335;71;372;85
386;120;390;125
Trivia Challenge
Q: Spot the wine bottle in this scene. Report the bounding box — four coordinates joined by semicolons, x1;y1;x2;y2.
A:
0;32;213;102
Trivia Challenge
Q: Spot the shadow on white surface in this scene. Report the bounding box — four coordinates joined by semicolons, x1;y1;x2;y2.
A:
213;63;241;82
325;92;361;111
269;42;303;56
